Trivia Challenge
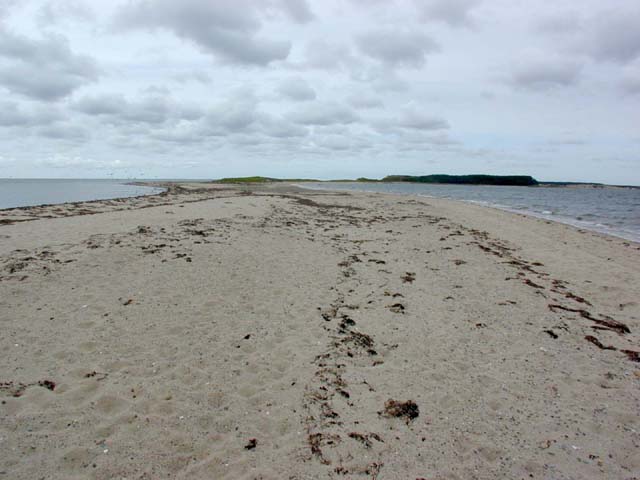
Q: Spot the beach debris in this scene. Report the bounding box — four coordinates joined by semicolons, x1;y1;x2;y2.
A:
548;304;630;334
120;298;134;306
334;462;383;478
387;303;405;314
565;292;592;305
339;315;356;329
348;432;384;449
523;278;544;289
1;379;56;397
308;433;340;464
544;329;558;339
368;259;386;264
341;331;374;350
621;350;640;362
453;259;467;265
380;399;419;423
401;272;415;283
584;335;616;351
244;438;257;450
85;371;108;380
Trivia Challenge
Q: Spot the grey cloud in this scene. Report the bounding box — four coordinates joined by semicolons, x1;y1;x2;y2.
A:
37;123;89;141
73;93;203;124
581;7;640;63
280;0;314;23
510;56;582;90
37;0;94;26
115;0;291;66
0;0;19;20
171;70;212;84
303;39;356;71
260;116;308;138
371;109;449;132
397;110;449;130
417;0;481;28
73;94;128;115
287;102;359;126
203;97;259;134
0;101;63;126
535;11;581;35
347;93;384;109
277;77;316;101
356;30;440;68
0;30;98;101
621;70;640;95
315;135;352;151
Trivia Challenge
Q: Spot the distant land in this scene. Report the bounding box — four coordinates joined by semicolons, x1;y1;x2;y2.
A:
211;175;640;188
214;174;539;186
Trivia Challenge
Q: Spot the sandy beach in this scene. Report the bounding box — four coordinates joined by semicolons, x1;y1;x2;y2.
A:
1;183;639;479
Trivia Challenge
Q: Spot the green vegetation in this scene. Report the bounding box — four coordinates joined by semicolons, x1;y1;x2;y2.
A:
382;174;539;186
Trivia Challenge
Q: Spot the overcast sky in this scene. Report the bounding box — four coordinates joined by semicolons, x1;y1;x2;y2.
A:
0;0;639;183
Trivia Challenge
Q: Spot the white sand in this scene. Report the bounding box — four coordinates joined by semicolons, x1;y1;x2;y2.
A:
1;184;639;479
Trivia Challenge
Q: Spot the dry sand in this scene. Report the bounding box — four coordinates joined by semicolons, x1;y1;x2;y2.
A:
1;183;639;479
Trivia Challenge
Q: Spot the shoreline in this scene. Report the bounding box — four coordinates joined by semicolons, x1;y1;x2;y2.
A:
1;182;639;478
2;180;638;245
295;181;640;244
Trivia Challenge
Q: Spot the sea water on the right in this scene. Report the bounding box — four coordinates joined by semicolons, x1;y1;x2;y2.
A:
303;182;640;243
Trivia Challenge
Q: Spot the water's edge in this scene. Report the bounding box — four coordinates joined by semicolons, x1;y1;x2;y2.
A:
297;182;640;244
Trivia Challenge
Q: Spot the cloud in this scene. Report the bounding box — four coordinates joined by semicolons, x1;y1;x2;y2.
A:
277;76;316;101
287;102;359;125
356;30;440;68
371;109;450;132
580;7;640;64
260;116;308;138
72;93;203;124
0;101;63;126
37;123;89;141
621;68;640;95
302;39;357;71
280;0;314;23
509;54;582;90
114;0;293;66
397;109;449;130
171;70;212;84
0;30;98;101
202;94;259;134
417;0;481;28
347;93;384;109
37;0;94;26
534;11;581;35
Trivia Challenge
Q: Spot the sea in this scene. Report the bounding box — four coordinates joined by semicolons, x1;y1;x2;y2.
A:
0;179;164;210
301;182;640;243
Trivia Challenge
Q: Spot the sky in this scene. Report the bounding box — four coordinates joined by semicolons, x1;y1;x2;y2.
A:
0;0;639;184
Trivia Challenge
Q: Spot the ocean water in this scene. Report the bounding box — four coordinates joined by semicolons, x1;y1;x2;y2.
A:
302;182;640;243
0;179;165;210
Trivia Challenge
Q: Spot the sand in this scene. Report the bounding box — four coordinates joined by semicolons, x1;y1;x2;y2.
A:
1;183;639;479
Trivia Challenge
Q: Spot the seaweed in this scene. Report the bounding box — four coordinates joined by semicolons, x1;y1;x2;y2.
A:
380;399;419;423
585;335;616;350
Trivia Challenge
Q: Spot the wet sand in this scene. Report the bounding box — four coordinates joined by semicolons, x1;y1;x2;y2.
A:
1;183;639;479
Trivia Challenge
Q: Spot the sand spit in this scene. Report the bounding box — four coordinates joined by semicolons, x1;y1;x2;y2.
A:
1;183;639;479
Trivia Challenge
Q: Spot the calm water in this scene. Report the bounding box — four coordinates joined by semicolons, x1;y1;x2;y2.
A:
0;179;165;209
302;182;640;243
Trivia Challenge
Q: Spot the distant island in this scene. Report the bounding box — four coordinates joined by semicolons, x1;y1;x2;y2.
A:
380;175;539;186
214;174;540;186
